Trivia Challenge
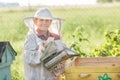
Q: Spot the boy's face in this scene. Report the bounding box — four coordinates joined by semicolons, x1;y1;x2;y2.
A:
34;18;52;31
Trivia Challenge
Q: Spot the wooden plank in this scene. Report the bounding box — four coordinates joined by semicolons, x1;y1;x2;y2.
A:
75;57;120;63
74;57;120;66
65;66;120;73
65;72;120;80
65;57;120;80
77;62;120;66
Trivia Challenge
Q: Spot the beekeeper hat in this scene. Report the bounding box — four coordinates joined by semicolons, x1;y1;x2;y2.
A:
24;8;64;37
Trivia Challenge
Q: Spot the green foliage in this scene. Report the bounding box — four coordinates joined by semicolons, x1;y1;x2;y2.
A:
11;55;24;80
70;27;88;57
0;6;120;80
70;28;120;57
91;29;120;57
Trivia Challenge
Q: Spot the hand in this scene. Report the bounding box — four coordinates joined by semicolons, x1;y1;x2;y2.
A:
39;43;45;52
44;37;54;47
53;61;65;76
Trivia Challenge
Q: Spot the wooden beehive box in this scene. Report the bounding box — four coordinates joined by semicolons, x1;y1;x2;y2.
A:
65;57;120;80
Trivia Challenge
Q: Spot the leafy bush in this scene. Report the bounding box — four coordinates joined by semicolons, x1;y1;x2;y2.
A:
70;27;120;57
91;29;120;57
70;27;88;57
11;55;24;80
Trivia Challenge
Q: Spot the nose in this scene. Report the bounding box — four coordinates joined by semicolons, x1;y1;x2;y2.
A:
42;20;48;24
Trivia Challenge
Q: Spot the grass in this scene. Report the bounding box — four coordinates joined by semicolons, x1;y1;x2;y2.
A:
0;5;120;80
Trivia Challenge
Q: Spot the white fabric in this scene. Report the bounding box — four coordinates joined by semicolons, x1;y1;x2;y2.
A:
23;8;66;80
23;8;64;37
34;8;54;20
23;30;58;80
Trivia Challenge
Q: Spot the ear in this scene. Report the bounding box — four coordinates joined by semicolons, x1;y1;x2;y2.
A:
33;18;38;24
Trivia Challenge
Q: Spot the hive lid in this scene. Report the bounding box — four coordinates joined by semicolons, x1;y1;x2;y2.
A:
0;41;17;63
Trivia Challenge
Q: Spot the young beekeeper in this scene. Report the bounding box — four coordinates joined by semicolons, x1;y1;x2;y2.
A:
23;8;66;80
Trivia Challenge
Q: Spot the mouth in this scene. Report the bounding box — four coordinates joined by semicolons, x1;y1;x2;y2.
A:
40;25;48;27
39;26;49;31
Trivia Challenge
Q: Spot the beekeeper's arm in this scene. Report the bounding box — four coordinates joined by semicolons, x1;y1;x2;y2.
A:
23;33;44;66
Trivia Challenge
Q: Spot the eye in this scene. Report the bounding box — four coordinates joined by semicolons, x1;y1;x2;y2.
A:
39;19;43;22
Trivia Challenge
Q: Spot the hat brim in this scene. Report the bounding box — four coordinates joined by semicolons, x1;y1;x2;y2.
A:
23;17;64;29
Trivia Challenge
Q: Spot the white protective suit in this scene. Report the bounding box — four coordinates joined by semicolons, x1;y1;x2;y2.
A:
23;8;65;80
23;29;66;80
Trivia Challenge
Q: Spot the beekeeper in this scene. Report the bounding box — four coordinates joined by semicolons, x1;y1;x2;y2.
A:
23;8;66;80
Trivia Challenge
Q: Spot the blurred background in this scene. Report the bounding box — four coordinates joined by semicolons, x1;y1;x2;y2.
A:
0;0;120;79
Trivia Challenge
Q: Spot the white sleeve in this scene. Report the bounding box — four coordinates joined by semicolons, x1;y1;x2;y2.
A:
55;40;67;52
23;33;43;65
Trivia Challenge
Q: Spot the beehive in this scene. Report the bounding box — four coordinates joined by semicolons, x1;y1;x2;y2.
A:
0;42;17;80
65;57;120;80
